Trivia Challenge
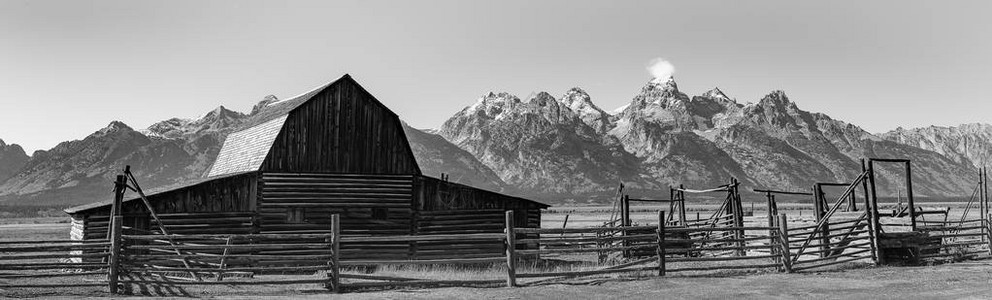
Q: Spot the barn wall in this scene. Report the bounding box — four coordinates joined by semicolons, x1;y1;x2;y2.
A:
413;175;544;214
258;172;416;260
261;78;420;175
74;172;258;239
413;175;545;256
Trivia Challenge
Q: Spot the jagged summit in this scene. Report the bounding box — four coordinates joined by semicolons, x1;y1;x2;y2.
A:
613;76;691;122
203;105;240;120
645;76;679;94
145;105;247;139
758;90;792;106
560;87;611;134
251;95;279;115
197;105;246;126
527;91;557;106
465;92;522;118
100;121;134;134
559;87;601;111
702;87;731;101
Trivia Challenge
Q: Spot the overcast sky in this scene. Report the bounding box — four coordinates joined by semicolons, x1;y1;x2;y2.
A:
2;0;991;153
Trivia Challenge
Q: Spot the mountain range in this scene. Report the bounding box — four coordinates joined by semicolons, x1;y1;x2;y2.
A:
1;76;988;207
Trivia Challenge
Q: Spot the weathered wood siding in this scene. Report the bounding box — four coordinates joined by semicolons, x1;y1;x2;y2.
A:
258;172;417;260
413;209;507;259
258;172;414;235
261;78;420;175
414;175;544;217
73;172;258;239
413;175;545;257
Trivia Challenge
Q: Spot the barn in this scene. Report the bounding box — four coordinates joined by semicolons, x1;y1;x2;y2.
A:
64;74;548;260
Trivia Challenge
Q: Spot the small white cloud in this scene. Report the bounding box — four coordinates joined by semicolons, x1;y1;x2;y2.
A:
646;58;676;83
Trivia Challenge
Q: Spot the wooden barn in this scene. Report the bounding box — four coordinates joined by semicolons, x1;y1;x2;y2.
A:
64;74;547;260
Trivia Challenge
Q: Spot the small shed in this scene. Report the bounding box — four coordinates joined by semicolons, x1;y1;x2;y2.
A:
65;74;547;259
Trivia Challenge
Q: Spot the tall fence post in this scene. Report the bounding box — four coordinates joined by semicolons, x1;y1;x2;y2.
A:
987;213;992;256
904;162;916;232
325;214;340;292
861;159;879;264
769;203;780;271
504;210;517;287
867;161;886;265
108;215;123;294
656;211;666;276
622;195;630;257
777;213;793;273
730;178;744;256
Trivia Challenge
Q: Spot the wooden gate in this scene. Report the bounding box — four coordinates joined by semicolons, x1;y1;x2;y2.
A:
0;238;112;292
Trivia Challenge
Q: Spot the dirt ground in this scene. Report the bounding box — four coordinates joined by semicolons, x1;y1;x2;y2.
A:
5;261;992;299
232;262;992;299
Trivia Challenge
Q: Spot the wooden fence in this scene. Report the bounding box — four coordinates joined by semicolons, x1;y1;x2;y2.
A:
0;238;112;289
782;213;875;271
508;211;785;283
112;214;340;293
4;211;992;295
915;218;992;261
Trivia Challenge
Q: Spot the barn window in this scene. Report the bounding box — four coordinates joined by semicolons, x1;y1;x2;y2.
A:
287;208;305;223
372;208;388;220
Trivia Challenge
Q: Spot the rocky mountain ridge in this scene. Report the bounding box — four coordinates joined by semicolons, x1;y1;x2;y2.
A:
442;76;980;200
881;123;992;169
0;139;29;184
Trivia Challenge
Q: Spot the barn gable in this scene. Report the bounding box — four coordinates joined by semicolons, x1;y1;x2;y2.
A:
260;76;421;175
207;74;421;177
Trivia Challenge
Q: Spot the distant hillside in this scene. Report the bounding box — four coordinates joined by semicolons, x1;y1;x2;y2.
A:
0;139;29;183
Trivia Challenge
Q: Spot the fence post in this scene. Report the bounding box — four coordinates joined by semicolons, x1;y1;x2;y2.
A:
656;211;666;276
108;215;123;294
987;214;992;256
733;178;745;257
769;206;780;271
325;214;340;292
777;213;792;273
504;210;517;287
867;161;886;265
621;196;630;257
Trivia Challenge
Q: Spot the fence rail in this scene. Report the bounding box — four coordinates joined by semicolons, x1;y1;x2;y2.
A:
4;209;992;295
0;237;112;289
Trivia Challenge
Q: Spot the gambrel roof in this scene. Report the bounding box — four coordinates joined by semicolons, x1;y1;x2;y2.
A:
206;74;421;177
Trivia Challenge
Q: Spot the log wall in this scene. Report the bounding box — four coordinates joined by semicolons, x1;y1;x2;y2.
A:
69;172;259;240
258;172;415;260
413;175;545;257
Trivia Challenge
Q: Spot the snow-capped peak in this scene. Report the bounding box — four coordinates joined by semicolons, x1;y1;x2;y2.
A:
647;76;679;93
464;91;522;119
560;87;606;119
